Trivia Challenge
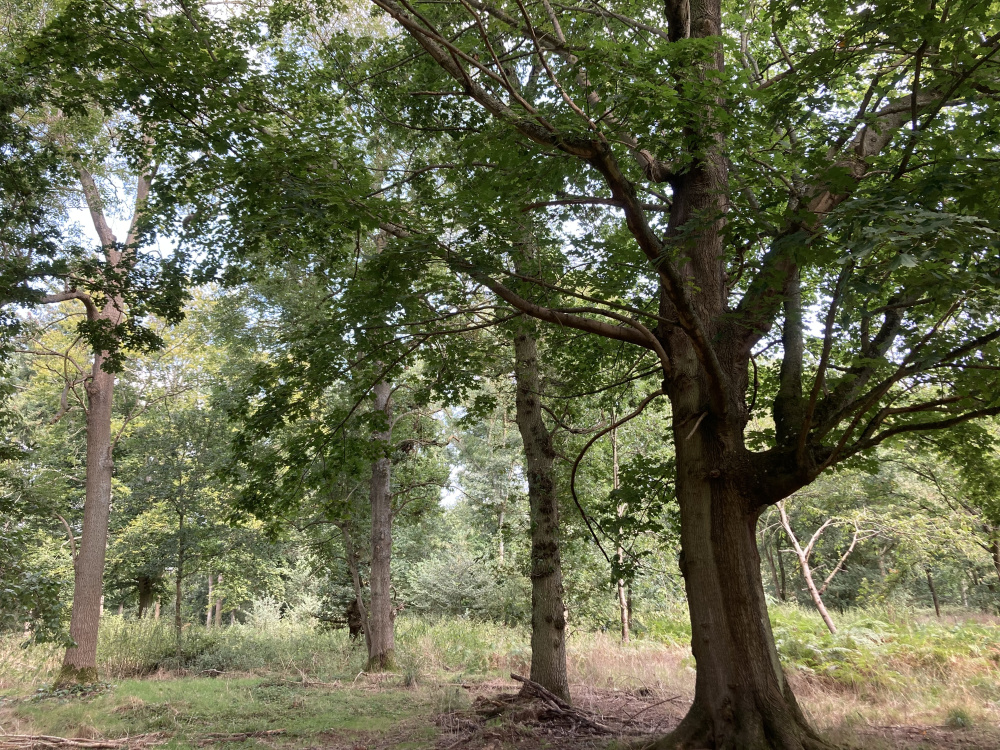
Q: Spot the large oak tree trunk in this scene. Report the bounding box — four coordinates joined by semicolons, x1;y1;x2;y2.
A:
366;381;395;671
58;353;116;684
513;326;570;703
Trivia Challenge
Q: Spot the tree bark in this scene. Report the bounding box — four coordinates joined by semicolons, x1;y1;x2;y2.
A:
612;424;629;644
137;576;155;618
175;511;185;659
366;381;395;671
991;537;1000;586
58;349;116;684
57;167;152;684
651;424;828;750
513;326;570;703
338;520;371;654
926;568;941;617
214;574;224;626
206;574;214;627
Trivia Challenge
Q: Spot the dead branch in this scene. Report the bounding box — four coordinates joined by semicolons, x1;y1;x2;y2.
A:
509;674;614;733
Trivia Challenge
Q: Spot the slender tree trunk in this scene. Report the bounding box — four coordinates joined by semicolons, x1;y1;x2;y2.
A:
926;568;941;617
778;504;837;635
154;600;160;620
513;326;570;703
777;544;788;601
58;167;151;684
612;424;629;644
498;508;505;565
58;352;116;684
175;512;185;659
764;535;782;601
366;381;395;671
206;574;214;627
214;574;224;626
991;538;1000;585
117;603;123;616
339;521;371;653
137;576;155;618
961;577;968;608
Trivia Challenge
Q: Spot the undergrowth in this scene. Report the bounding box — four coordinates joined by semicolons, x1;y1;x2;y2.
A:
2;604;998;728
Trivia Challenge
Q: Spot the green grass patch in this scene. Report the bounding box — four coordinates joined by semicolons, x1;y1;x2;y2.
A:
9;677;438;748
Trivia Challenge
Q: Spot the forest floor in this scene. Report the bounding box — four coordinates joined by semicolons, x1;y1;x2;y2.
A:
1;609;999;749
1;672;998;750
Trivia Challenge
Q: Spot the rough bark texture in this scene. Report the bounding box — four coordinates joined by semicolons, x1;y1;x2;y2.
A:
513;326;570;703
58;349;116;685
366;381;396;672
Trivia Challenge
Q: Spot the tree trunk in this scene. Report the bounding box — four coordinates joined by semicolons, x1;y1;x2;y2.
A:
764;536;782;601
991;538;1000;586
175;512;185;659
58;352;116;685
339;520;372;654
513;326;570;703
777;504;837;635
137;576;155;618
926;568;941;617
214;574;224;626
206;574;214;627
366;381;395;671
651;426;829;750
154;600;160;620
612;424;629;644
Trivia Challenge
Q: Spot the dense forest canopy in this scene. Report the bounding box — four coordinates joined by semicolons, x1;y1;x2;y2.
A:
3;0;1000;748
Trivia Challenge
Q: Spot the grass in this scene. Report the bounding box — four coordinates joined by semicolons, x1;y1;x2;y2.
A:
1;605;998;748
4;677;437;748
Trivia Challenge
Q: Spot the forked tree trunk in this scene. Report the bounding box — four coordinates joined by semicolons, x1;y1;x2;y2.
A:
366;381;395;671
58;352;116;684
513;326;570;703
56;167;153;684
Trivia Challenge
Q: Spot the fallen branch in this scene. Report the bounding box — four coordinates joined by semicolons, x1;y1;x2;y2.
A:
196;730;284;745
0;734;162;749
509;674;614;733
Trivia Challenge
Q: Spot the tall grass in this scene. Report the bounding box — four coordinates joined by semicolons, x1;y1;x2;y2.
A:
2;603;998;728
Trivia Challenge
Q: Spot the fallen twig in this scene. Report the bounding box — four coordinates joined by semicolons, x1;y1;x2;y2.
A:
196;730;285;745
